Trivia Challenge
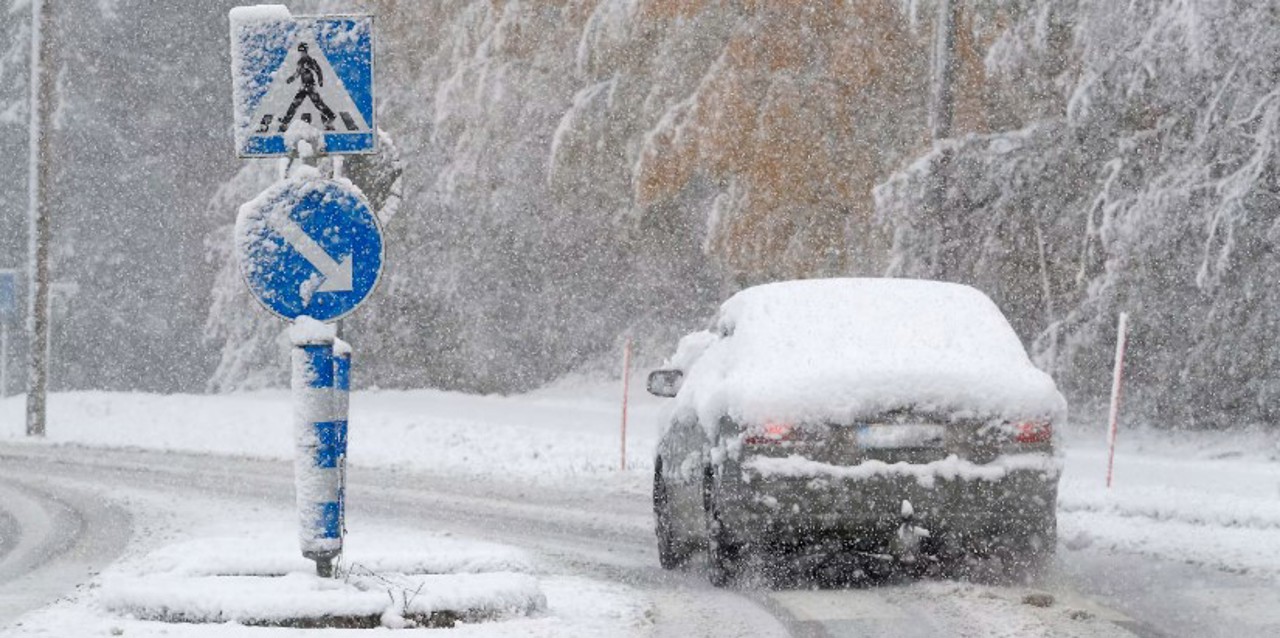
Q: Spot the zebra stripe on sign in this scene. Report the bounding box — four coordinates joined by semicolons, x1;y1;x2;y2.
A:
254;111;364;133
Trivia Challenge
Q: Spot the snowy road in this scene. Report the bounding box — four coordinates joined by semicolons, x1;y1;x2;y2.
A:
0;443;1272;637
1;387;1278;636
0;444;791;637
0;469;131;624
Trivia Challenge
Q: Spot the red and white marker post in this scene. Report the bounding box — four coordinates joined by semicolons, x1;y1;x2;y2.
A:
1105;312;1130;488
620;337;633;471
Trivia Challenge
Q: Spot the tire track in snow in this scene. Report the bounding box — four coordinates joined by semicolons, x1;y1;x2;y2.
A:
0;476;131;626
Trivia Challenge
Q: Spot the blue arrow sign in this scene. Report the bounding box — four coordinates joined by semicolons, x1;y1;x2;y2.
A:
230;8;376;157
236;178;383;322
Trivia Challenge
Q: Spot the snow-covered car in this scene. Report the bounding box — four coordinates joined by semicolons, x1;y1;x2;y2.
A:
648;278;1066;585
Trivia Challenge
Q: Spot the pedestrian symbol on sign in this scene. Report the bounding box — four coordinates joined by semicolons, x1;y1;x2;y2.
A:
231;11;376;156
278;42;336;132
249;36;369;139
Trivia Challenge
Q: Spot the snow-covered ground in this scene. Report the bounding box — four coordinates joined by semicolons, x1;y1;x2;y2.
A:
1056;423;1280;578
2;382;1279;636
0;381;667;636
0;493;650;637
3;384;1278;582
0;379;665;493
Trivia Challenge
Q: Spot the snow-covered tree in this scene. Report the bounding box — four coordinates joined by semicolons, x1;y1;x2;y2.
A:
878;0;1280;428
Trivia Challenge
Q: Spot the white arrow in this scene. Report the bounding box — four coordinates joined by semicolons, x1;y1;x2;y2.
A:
267;213;353;293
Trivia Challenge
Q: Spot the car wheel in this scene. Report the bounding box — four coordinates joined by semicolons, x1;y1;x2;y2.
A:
703;469;743;587
654;466;690;569
997;509;1057;582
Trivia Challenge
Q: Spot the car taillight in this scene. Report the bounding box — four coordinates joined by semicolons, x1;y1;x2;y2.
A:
744;422;798;445
1012;421;1053;444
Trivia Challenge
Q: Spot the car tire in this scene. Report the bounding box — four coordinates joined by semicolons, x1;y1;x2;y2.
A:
997;509;1057;582
654;466;690;569
703;469;743;587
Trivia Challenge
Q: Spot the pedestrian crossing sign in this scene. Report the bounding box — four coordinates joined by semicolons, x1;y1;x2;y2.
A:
230;7;376;157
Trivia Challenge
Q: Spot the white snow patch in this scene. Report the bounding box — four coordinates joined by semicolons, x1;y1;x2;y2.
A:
662;329;716;372
287;315;334;345
745;453;1062;488
228;4;291;23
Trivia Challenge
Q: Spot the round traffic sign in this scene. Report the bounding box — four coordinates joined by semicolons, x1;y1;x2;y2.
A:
236;177;384;322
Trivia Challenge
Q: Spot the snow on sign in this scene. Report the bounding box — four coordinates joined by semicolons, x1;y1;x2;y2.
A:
230;6;375;157
236;176;384;322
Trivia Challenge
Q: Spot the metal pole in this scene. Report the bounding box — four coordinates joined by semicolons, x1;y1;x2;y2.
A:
290;318;343;577
930;0;958;143
1;324;8;398
926;0;960;275
25;0;55;438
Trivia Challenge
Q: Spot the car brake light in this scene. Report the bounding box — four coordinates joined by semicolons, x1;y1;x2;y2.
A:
744;422;797;445
1012;421;1052;444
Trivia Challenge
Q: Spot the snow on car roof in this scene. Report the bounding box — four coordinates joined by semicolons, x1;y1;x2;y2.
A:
677;278;1066;429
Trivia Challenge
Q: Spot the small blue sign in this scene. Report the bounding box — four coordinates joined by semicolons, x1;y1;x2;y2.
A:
231;10;376;157
236;179;383;322
0;270;16;322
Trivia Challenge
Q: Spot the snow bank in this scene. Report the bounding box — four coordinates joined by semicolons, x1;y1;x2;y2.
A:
0;384;664;490
1056;429;1280;578
674;278;1067;433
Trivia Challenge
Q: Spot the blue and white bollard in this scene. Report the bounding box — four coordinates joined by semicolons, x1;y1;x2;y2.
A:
290;317;344;576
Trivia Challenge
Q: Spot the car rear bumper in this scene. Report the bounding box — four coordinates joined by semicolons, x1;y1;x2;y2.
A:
717;453;1060;550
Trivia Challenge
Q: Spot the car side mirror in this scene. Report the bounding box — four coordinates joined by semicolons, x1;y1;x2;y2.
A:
647;369;683;398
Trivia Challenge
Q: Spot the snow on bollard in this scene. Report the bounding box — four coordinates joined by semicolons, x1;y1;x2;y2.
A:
290;317;343;576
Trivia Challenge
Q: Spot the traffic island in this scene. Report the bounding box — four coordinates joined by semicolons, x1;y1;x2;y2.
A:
97;530;546;630
102;570;544;629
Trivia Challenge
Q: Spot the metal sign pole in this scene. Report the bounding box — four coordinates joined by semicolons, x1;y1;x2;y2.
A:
0;271;14;398
1;324;8;398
